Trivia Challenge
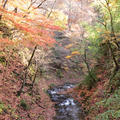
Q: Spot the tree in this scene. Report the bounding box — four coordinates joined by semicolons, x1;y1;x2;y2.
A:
93;0;120;86
0;0;60;95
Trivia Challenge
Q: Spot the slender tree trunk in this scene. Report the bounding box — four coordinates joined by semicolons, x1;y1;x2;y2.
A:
83;49;96;83
24;45;37;70
0;0;8;20
31;67;38;90
108;41;119;70
17;45;37;96
105;0;119;48
3;0;8;8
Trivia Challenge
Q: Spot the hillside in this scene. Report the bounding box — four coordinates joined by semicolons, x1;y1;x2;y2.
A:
0;0;120;120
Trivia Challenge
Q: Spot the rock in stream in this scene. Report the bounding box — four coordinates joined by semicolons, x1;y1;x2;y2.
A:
47;83;84;120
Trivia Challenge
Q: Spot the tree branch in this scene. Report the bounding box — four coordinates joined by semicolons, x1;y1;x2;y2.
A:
35;0;47;9
47;0;56;18
3;0;8;8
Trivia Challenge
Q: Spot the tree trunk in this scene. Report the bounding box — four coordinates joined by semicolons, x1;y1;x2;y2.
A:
17;45;37;96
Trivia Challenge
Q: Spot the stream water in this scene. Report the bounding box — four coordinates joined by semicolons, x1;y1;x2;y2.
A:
47;83;84;120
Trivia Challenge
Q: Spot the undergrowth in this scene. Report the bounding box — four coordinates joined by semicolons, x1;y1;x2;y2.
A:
82;68;98;89
94;88;120;120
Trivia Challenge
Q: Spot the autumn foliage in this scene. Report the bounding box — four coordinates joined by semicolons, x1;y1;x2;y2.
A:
0;1;61;50
0;1;62;119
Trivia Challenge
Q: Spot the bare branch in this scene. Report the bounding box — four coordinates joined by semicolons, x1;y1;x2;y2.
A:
35;0;47;9
28;0;37;10
47;0;56;18
96;20;107;30
3;0;8;8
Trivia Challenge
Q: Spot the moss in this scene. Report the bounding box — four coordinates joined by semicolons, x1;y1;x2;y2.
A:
110;71;120;89
0;56;6;66
0;21;12;38
19;99;30;111
0;104;4;113
0;101;7;114
56;69;63;78
18;48;31;66
49;83;56;89
38;115;45;120
29;65;35;75
94;88;120;120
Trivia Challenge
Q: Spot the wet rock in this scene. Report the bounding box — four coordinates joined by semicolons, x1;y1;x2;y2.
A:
51;94;68;102
47;83;84;120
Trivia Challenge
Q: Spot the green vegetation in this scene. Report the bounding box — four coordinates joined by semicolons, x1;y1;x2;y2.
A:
49;83;56;89
56;69;63;78
82;69;98;89
78;0;120;119
0;101;6;114
1;0;120;119
95;88;120;119
19;99;30;111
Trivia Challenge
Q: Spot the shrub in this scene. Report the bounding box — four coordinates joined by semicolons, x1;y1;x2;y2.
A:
82;69;97;89
19;99;30;111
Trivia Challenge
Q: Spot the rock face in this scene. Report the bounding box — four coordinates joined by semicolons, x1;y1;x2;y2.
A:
50;31;71;70
49;31;84;78
54;47;70;59
54;31;72;46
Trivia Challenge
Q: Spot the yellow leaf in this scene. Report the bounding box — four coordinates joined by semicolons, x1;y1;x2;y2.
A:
71;51;80;55
65;44;73;49
65;56;72;59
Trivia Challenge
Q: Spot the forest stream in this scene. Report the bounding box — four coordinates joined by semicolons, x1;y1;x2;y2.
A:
48;83;84;120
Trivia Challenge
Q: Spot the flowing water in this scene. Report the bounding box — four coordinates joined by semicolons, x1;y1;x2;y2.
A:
47;83;84;120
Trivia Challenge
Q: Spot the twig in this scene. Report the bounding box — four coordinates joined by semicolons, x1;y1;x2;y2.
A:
35;0;47;9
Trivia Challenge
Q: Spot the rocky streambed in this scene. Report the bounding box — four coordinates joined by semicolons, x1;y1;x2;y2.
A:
47;83;84;120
